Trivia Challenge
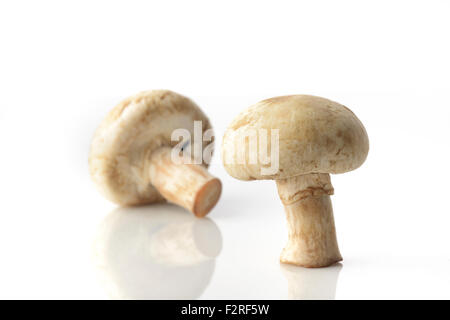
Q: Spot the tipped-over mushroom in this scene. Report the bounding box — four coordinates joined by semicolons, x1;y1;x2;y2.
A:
222;95;369;267
89;90;222;217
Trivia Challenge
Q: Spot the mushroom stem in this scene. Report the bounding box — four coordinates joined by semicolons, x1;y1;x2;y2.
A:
149;147;222;217
276;173;342;268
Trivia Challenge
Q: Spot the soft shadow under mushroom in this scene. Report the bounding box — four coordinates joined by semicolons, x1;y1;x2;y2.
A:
280;263;342;300
92;204;222;299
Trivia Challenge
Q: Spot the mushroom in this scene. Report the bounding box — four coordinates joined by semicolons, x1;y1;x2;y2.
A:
89;90;222;217
222;95;369;267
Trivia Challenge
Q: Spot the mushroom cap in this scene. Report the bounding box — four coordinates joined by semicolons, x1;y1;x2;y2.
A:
89;90;213;205
222;95;369;181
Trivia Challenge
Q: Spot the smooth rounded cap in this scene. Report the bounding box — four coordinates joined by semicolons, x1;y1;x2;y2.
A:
222;95;369;181
89;90;213;205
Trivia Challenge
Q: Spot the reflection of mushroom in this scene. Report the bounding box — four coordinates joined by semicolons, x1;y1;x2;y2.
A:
222;95;369;267
281;263;342;300
92;204;222;299
89;90;222;217
150;218;222;266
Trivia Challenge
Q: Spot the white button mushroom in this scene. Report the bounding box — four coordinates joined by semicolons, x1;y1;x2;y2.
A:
222;95;369;267
89;90;222;217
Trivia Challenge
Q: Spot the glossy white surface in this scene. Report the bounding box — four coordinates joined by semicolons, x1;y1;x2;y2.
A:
1;0;450;299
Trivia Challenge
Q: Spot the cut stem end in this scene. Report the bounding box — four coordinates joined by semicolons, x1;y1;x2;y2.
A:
149;147;222;217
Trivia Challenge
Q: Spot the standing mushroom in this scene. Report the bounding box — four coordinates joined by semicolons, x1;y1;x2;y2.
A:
89;90;222;217
222;95;369;267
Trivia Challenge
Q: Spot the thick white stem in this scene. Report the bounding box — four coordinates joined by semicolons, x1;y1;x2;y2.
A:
149;147;222;217
276;173;342;268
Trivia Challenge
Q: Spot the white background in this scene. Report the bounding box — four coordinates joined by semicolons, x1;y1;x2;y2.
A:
1;0;450;299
